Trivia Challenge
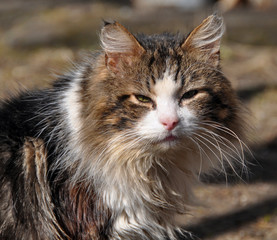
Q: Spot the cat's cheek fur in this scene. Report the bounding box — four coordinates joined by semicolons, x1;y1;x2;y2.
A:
136;110;165;141
178;106;197;133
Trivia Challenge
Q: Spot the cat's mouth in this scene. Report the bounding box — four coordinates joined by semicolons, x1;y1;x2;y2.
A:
163;134;177;142
158;134;179;144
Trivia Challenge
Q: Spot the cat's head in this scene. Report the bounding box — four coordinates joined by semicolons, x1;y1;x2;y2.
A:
83;15;246;171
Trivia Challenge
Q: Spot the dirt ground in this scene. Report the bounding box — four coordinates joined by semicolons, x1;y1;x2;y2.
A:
0;1;277;239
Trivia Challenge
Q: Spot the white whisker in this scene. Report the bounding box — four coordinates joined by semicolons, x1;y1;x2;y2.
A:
193;134;227;178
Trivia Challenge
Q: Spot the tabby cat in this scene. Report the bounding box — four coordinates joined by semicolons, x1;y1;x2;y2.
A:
0;14;247;240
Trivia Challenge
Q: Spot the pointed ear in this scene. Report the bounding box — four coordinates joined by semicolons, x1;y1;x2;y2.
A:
100;21;145;75
181;14;225;67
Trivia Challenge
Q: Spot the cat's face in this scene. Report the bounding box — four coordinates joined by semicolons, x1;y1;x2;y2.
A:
95;56;236;153
82;15;244;168
89;15;242;153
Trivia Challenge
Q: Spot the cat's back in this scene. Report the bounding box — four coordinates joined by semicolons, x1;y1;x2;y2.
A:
0;88;61;239
0;91;46;140
0;86;65;171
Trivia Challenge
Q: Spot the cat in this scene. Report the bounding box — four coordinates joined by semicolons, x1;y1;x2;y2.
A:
0;14;247;240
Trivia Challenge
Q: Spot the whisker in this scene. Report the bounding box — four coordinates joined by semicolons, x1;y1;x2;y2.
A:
194;132;245;181
193;134;228;179
202;121;251;156
187;136;204;178
200;129;244;162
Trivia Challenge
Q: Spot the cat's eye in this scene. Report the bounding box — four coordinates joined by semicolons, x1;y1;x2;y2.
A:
135;95;152;104
181;90;199;100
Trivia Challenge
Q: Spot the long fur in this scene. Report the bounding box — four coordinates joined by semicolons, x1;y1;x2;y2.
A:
0;14;248;240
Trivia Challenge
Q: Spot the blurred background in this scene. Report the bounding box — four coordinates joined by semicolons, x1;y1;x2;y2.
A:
0;0;276;239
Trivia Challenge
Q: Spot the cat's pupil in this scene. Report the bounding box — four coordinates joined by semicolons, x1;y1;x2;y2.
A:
136;95;152;103
182;90;198;100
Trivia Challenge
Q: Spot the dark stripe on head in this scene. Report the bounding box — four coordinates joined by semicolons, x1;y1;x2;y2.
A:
180;73;186;86
151;74;156;85
146;77;151;92
148;55;155;69
174;56;182;82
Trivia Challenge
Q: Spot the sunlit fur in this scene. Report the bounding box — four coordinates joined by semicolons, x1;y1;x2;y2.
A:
0;15;248;240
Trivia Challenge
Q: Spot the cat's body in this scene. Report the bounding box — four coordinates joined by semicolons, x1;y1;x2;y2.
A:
0;15;246;240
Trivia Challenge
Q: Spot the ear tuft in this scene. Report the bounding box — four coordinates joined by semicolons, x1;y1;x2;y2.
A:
101;22;141;54
103;20;114;27
100;22;145;74
181;14;225;66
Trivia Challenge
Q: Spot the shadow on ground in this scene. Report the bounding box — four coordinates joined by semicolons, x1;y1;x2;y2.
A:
179;195;277;240
202;135;277;184
179;133;277;239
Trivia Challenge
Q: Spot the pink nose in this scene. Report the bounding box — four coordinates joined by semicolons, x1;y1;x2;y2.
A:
160;118;179;131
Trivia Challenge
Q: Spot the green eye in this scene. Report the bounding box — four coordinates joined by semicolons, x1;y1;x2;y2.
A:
135;95;152;103
181;89;199;100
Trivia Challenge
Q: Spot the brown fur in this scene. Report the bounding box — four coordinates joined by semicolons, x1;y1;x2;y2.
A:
0;15;248;240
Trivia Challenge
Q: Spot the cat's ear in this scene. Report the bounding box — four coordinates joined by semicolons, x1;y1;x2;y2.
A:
181;14;225;67
100;21;145;74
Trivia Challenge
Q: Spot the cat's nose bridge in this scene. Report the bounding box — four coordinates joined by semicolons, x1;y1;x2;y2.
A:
156;97;179;131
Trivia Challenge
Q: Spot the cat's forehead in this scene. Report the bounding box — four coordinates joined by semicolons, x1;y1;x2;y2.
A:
136;33;184;52
153;67;180;98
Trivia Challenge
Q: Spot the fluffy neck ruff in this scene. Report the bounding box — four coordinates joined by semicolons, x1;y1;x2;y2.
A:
67;133;199;239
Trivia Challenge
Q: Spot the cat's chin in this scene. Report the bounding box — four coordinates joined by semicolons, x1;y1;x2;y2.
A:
152;135;182;151
162;134;178;142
